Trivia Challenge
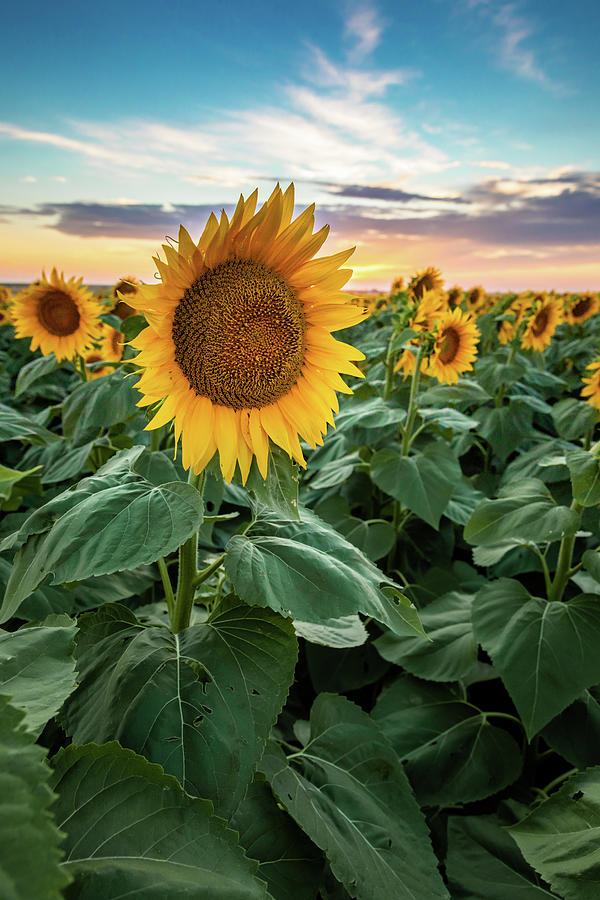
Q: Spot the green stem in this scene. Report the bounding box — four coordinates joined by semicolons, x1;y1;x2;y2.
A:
494;343;516;407
150;426;163;452
157;557;175;620
170;469;206;634
192;553;226;588
76;354;89;382
526;544;552;597
383;338;397;401
548;502;583;603
401;346;424;456
484;711;523;727
543;767;578;795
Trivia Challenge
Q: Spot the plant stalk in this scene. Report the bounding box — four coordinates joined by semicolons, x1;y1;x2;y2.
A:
401;345;424;455
548;503;583;603
170;469;206;634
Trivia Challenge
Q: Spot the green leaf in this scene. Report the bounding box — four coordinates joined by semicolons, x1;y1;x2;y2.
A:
375;592;477;682
552;397;598;440
0;464;42;509
446;815;559;899
334;396;406;442
293;616;368;648
62;597;297;818
473;579;600;737
0;697;71;900
476;401;532;461
542;687;600;768
338;517;396;562
444;478;486;526
509;767;600;900
306;641;390;693
582;548;600;582
62;369;142;441
370;442;461;529
0;403;60;445
372;676;522;805
419;380;491;407
0;615;77;736
225;510;424;638
2;475;203;622
464;478;579;547
260;693;448;900
15;354;59;397
230;775;323;900
50;741;267;899
418;407;477;433
31;440;95;484
566;448;600;507
246;445;300;520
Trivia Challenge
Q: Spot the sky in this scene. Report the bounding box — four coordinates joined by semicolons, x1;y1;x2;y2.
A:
0;0;598;291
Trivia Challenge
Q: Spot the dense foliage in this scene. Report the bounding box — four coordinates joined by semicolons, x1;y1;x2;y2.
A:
1;280;600;899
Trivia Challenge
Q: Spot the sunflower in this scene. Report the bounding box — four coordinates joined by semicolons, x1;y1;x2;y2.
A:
391;276;405;293
581;360;600;410
111;275;140;319
12;269;102;361
565;292;600;326
465;286;486;313
498;296;528;345
446;286;463;307
427;308;479;384
521;293;562;352
84;325;124;378
394;290;444;376
131;184;366;482
408;267;444;301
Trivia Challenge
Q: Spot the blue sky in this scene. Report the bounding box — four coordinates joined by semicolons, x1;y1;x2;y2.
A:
1;0;598;288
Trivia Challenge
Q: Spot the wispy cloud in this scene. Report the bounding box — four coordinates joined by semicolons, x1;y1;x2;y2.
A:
344;4;383;60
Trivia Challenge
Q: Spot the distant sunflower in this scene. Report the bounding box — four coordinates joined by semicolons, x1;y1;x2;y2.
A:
0;286;12;327
409;267;444;301
132;184;366;482
111;275;140;319
465;286;486;313
427;308;479;384
394;290;444;376
85;326;124;378
498;296;528;345
521;294;562;352
565;292;600;326
12;269;101;361
446;286;463;307
581;360;600;410
391;276;405;293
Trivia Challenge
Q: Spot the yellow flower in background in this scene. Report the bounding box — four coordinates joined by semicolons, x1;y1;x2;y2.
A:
408;267;444;301
391;276;405;293
84;326;124;378
427;308;480;384
465;286;486;313
132;184;366;483
394;290;444;376
565;292;600;326
497;296;529;344
0;286;12;327
521;293;562;352
12;269;102;361
581;359;600;410
446;286;463;307
110;275;141;319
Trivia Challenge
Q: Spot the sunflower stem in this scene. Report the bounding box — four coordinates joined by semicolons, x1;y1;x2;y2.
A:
401;346;424;456
76;354;88;382
150;426;163;452
171;469;206;634
547;502;583;603
383;339;396;401
157;557;175;620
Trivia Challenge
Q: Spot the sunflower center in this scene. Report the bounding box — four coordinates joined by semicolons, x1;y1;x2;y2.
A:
438;327;460;364
572;297;591;318
86;355;102;364
172;258;306;410
532;307;549;336
37;290;80;337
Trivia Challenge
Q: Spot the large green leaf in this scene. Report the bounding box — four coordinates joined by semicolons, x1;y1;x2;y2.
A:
542;688;600;768
473;579;600;737
15;353;59;397
465;478;579;547
0;464;42;510
1;455;203;622
260;693;448;900
370;442;460;529
446;815;559;899
375;591;477;682
29;439;95;485
372;676;522;806
0;697;70;900
0;615;77;735
50;741;267;899
62;597;297;818
246;445;300;520
509;767;600;900
552;397;598;440
230;775;323;900
225;510;424;638
61;368;142;440
475;400;532;461
306;641;390;693
566;448;600;507
0;403;60;445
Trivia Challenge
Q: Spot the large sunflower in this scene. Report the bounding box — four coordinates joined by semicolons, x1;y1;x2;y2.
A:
84;325;124;378
408;266;444;301
581;360;600;410
521;293;562;352
12;269;102;361
132;184;366;482
565;292;600;326
427;308;479;384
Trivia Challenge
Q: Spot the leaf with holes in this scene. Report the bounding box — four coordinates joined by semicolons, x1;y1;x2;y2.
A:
61;597;297;818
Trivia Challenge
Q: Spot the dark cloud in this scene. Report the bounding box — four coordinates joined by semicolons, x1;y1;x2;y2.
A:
317;183;471;204
5;171;599;246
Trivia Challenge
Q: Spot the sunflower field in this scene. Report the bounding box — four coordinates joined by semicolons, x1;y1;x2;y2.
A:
2;187;600;899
